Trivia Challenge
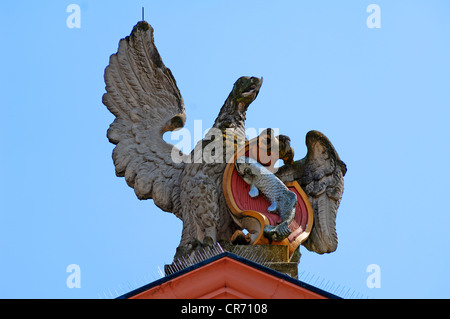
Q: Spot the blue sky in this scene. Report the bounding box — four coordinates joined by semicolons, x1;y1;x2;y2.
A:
0;0;449;298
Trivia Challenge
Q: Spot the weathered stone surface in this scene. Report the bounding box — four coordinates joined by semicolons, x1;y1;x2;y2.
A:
229;245;300;278
165;243;301;278
231;245;290;262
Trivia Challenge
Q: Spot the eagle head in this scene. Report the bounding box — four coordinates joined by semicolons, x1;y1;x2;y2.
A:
213;76;263;133
229;76;263;112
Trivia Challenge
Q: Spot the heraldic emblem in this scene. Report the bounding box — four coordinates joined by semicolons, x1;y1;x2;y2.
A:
223;130;314;258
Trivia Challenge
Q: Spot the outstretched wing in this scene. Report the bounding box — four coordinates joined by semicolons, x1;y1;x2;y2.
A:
276;130;347;254
103;21;186;218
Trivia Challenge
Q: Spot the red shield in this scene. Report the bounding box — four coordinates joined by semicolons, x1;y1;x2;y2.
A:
223;134;313;257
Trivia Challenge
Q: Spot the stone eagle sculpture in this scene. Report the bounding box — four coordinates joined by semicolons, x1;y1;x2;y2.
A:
103;21;346;259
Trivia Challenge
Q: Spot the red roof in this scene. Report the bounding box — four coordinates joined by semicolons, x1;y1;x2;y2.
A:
119;253;338;299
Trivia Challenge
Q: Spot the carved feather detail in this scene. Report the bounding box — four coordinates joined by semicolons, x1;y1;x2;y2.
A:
103;21;186;218
276;130;346;254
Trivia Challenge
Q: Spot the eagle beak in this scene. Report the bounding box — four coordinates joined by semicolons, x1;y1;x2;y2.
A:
241;77;263;98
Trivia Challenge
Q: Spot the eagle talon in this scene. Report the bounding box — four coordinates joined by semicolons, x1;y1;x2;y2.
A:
203;236;215;247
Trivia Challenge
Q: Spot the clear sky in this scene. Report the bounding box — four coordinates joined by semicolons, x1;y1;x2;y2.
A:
0;0;449;299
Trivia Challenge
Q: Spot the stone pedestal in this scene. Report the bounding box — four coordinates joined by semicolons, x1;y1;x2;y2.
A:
165;242;301;279
228;244;301;279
